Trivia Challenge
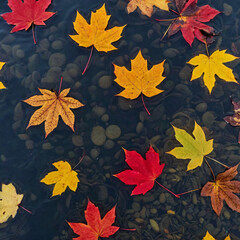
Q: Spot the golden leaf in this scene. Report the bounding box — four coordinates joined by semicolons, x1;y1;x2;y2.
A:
24;88;84;137
127;0;169;17
69;4;126;52
188;50;239;94
0;183;23;223
0;62;6;89
201;164;240;216
41;161;79;197
167;121;213;171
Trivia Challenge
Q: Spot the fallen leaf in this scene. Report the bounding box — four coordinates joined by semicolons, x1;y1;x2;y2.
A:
167;121;213;171
70;4;126;52
41;161;79;197
114;50;165;114
224;100;240;144
188;50;239;93
127;0;169;17
0;183;23;223
114;146;165;195
0;62;6;89
1;0;55;44
201;164;240;216
68;199;119;240
166;0;220;46
24;88;84;137
203;231;231;240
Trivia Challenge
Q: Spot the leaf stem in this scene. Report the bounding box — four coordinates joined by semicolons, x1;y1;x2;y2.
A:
82;46;94;75
204;40;209;57
155;18;178;22
73;150;85;170
141;93;150;115
120;228;136;231
58;76;63;95
169;8;179;15
32;24;36;45
205;156;230;169
204;158;215;181
177;187;201;196
18;205;32;214
155;180;180;198
161;22;174;41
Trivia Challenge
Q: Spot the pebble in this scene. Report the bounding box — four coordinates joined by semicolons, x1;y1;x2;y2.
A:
14;103;24;121
136;122;143;134
55;146;64;155
52;40;63;50
159;193;166;203
49;53;66;67
67;63;80;78
179;65;192;81
135;218;144;223
202;111;215;127
164;48;180;58
195;102;207;112
101;114;109;122
192;193;198;205
223;210;231;219
25;140;34;150
92;106;106;117
104;139;115;149
150;208;157;214
105;125;121;139
42;142;53;150
16;49;25;58
223;3;232;16
18;134;30;141
132;34;143;43
91;126;106;146
132;202;141;212
98;76;112;89
72;135;84;147
150;219;160;233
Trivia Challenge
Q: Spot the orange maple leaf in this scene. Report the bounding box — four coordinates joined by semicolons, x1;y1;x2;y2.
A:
201;164;240;216
24;88;84;137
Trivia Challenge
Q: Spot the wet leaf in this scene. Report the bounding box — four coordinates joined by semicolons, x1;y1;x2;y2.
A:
0;183;23;223
167;121;213;171
41;161;79;197
187;50;239;94
24;88;84;137
114;146;165;195
167;0;220;46
68;200;119;240
201;164;240;216
0;62;6;89
70;4;126;52
127;0;169;17
1;0;55;43
203;231;231;240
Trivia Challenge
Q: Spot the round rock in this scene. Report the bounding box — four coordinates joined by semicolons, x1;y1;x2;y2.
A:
91;126;106;146
105;125;121;139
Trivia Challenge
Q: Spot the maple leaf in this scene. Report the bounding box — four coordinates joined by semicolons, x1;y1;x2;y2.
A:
114;50;165;114
68;200;119;240
167;121;213;171
0;183;23;223
40;161;79;197
0;62;6;89
127;0;169;17
23;88;84;137
166;0;220;46
224;100;240;144
69;4;126;52
114;146;165;195
203;231;231;240
1;0;55;44
201;164;240;216
187;50;239;94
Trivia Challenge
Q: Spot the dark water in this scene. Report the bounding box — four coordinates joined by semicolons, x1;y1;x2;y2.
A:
0;0;240;239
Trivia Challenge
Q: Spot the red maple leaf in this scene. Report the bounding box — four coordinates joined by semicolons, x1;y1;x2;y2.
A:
68;200;119;240
167;0;220;46
114;146;178;196
1;0;55;44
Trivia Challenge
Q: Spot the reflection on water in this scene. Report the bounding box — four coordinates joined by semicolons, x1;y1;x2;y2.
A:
0;0;239;239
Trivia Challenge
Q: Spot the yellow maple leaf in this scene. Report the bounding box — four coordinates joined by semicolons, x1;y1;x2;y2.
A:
69;4;126;52
24;88;84;138
0;62;6;89
188;50;239;94
203;231;231;240
0;183;23;223
41;161;79;197
127;0;169;17
167;121;213;171
114;50;165;114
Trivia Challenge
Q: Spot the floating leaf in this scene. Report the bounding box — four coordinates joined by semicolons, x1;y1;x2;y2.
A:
0;183;23;223
1;0;55;44
114;50;165;114
24;88;84;137
0;62;6;89
68;200;119;240
165;0;220;45
127;0;169;17
114;146;165;195
188;50;239;93
167;121;213;171
203;231;231;240
41;161;79;197
201;164;240;216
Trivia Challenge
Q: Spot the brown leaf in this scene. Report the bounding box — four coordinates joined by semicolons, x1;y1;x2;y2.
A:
201;164;240;216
